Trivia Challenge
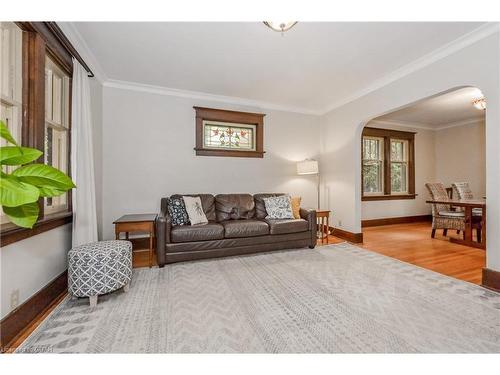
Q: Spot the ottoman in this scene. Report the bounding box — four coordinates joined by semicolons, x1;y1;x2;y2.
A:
68;240;132;307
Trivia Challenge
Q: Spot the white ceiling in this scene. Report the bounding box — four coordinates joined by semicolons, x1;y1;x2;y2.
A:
70;22;487;113
374;87;486;129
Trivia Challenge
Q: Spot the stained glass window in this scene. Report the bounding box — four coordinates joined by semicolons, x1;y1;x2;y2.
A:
203;120;256;151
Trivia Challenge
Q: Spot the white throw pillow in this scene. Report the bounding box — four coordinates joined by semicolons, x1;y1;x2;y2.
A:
263;195;294;219
183;196;209;225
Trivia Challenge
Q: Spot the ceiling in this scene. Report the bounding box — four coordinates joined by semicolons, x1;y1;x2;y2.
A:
70;22;487;113
374;87;486;129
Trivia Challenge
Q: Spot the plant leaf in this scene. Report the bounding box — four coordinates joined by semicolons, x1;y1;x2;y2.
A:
0;175;40;207
3;202;39;228
0;120;19;146
0;146;43;165
12;164;76;190
38;186;67;197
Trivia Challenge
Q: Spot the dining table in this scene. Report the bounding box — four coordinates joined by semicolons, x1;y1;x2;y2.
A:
425;198;486;249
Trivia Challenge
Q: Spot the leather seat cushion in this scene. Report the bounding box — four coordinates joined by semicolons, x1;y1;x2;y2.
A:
171;221;224;243
222;220;269;238
216;194;255;221
265;218;309;235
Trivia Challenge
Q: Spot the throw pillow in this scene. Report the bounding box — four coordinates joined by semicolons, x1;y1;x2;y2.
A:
183;196;209;225
291;196;301;219
167;197;190;226
263;195;294;219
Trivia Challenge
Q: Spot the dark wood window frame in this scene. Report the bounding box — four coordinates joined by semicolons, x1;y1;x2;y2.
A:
194;106;266;158
1;23;78;246
362;127;416;201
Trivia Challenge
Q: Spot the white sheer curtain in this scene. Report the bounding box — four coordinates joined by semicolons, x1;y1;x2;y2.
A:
71;60;97;247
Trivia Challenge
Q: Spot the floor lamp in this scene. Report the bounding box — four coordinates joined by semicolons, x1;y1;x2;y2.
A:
296;159;320;209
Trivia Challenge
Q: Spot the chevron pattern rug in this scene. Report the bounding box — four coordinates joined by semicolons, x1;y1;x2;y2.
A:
17;243;500;353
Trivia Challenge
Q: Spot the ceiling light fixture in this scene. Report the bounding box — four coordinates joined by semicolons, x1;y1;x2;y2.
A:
472;97;486;110
263;21;298;34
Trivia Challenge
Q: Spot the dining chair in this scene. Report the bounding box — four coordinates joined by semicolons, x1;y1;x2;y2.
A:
452;182;483;242
425;182;465;238
451;182;483;216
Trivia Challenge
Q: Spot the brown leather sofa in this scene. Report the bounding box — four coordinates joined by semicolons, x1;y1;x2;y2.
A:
156;193;317;266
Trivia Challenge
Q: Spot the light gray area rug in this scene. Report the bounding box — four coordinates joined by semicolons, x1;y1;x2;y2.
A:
17;243;500;353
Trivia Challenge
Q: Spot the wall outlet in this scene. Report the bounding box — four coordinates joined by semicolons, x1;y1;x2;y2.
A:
10;289;19;310
338;220;342;227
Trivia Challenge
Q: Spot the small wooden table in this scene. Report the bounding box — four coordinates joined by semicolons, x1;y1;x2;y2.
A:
316;210;331;244
426;199;486;249
114;214;157;267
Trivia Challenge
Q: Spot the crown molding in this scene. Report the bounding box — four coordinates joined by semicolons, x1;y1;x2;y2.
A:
369;119;436;131
320;23;500;115
56;22;107;83
103;79;320;115
435;117;484;130
370;117;484;132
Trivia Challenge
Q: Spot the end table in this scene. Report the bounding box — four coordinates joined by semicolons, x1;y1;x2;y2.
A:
316;210;331;244
113;214;157;268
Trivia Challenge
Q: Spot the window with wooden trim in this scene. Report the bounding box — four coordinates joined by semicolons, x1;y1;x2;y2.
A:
361;127;416;201
0;22;24;225
194;106;265;158
1;22;75;245
44;56;70;214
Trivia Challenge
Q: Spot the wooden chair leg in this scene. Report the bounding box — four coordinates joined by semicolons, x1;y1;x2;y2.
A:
443;229;448;237
431;228;436;238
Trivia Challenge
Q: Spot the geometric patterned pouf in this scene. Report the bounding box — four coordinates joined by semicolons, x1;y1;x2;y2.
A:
68;240;132;307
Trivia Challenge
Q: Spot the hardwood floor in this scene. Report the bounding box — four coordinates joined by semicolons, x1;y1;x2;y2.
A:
5;222;486;352
319;222;485;285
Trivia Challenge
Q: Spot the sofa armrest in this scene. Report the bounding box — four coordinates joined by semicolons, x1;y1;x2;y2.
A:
300;208;317;248
300;208;317;229
156;198;172;267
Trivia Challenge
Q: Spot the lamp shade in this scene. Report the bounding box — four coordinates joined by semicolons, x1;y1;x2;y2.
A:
297;160;319;175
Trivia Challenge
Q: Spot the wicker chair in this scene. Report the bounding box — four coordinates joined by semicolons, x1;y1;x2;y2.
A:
451;182;483;216
425;182;465;238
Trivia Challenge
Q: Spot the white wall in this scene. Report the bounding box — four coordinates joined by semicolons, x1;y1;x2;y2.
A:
0;224;71;319
100;86;321;240
320;31;500;271
435;120;486;198
361;122;435;220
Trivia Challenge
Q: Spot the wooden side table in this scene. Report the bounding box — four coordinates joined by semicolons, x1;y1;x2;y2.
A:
113;214;157;268
316;210;331;244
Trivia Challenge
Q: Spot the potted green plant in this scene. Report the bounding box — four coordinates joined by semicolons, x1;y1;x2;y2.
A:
0;120;76;228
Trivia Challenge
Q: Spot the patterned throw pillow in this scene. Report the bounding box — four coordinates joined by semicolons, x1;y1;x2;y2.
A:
167;197;190;226
263;195;294;219
183;196;209;225
291;196;301;219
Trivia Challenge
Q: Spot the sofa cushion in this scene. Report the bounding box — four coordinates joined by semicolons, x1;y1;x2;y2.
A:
215;194;255;221
263;195;294;219
167;197;189;226
171;194;216;221
265;218;309;235
222;219;269;238
171;221;224;243
254;193;286;219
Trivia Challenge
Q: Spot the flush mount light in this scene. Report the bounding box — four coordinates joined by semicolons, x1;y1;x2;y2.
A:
263;21;298;34
472;97;486;110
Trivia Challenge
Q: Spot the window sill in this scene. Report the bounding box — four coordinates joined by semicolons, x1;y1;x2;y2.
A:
362;194;417;201
0;211;73;247
194;148;265;158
